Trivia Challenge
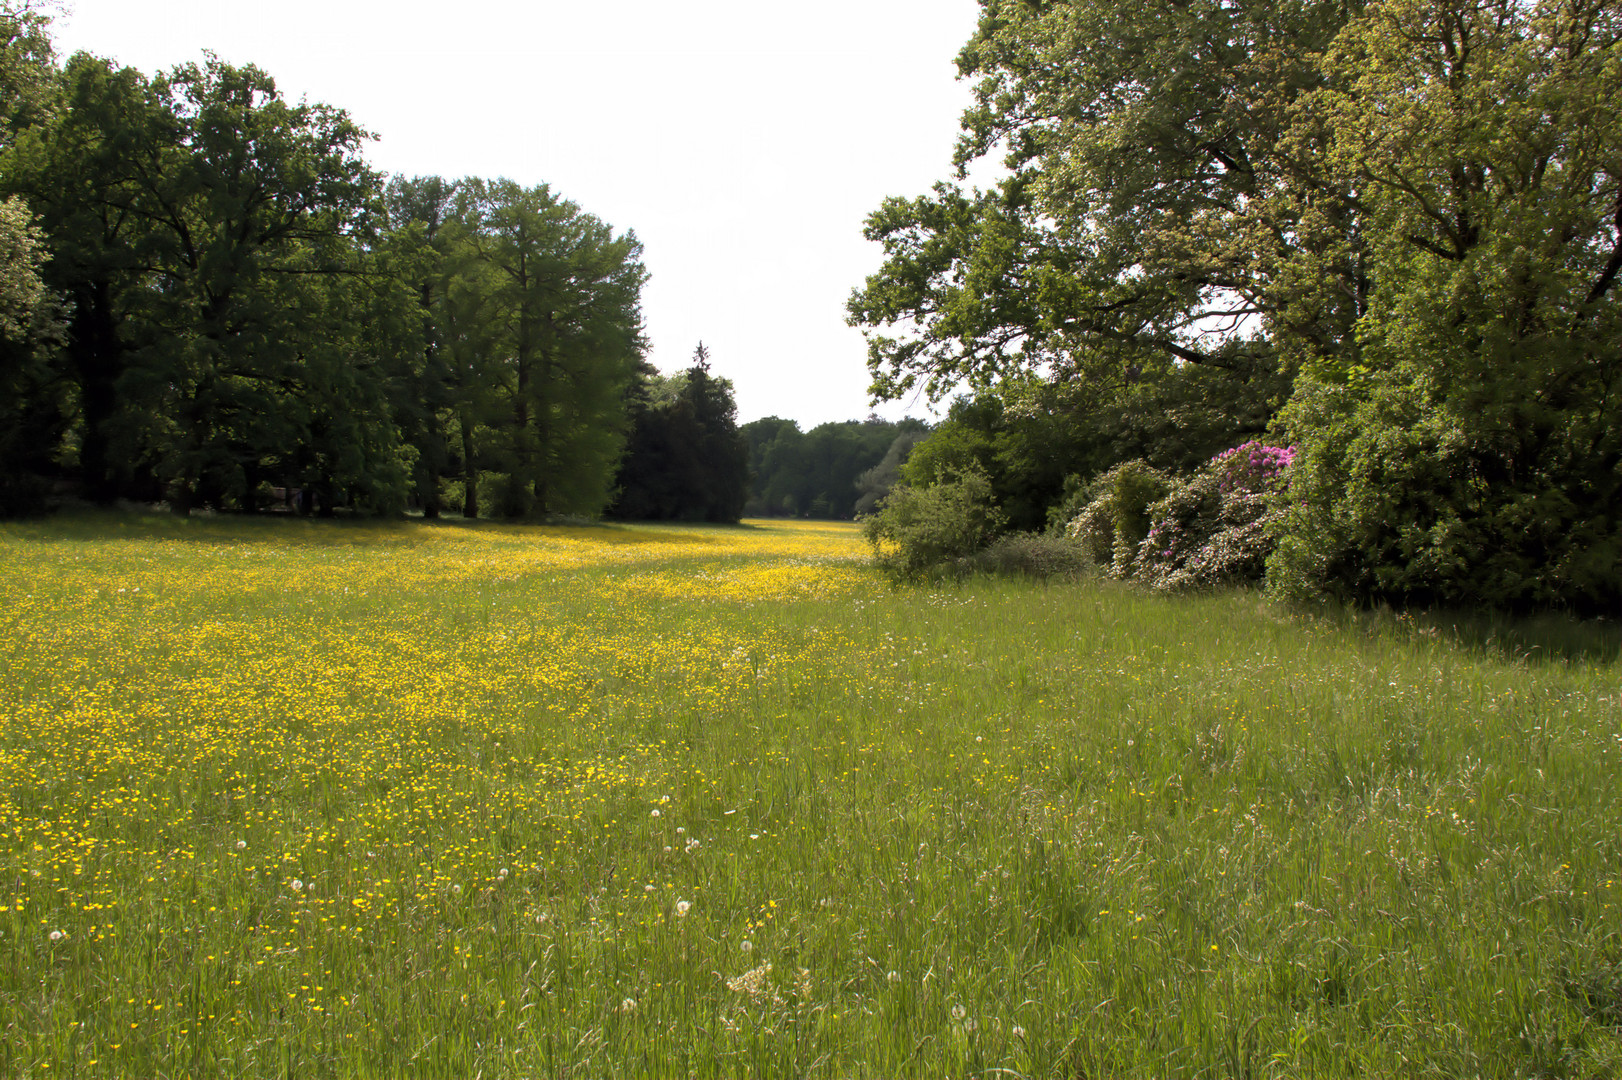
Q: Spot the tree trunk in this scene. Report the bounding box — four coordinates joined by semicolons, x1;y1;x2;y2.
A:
242;457;262;513
66;281;124;504
461;410;479;518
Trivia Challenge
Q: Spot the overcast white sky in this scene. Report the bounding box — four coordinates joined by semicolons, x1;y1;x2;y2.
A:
49;0;982;428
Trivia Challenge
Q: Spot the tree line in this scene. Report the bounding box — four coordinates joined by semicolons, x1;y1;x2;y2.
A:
0;4;749;522
852;0;1620;612
741;415;928;519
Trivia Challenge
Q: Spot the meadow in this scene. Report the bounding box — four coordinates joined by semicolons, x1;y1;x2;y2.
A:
1;513;1618;1078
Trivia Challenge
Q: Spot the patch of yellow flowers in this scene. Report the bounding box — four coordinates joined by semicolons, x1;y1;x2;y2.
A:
0;517;871;939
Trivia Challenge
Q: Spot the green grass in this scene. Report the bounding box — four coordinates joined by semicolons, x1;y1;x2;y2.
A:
1;512;1618;1077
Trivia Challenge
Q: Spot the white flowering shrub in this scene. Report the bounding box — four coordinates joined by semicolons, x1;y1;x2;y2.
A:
1063;460;1173;577
1133;442;1296;592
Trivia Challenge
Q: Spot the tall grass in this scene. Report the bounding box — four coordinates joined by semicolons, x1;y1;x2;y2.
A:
1;512;1617;1077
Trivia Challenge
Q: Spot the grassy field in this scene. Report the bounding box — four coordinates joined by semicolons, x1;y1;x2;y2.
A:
1;513;1618;1078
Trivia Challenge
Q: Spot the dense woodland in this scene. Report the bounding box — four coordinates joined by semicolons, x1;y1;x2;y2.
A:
854;0;1621;612
740;415;928;519
0;6;753;523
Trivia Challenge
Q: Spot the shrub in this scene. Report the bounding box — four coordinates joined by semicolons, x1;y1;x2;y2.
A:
964;531;1096;580
1135;441;1295;593
862;466;1005;583
1266;374;1622;614
1061;441;1296;593
1063;460;1172;576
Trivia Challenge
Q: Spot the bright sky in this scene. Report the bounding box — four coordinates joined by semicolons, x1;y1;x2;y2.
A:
49;0;982;428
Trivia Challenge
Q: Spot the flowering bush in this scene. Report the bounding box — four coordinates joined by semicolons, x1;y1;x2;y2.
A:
1138;440;1297;591
1211;442;1297;493
1082;441;1298;592
1063;460;1173;576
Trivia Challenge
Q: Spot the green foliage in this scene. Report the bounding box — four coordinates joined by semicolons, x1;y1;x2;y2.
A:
1063;460;1172;575
862;465;1006;582
1065;443;1297;593
0;191;58;511
742;415;923;519
852;0;1621;613
900;409;997;487
902;394;1076;534
848;0;1341;405
900;356;1291;537
612;345;750;522
1265;0;1622;612
1269;377;1621;613
1;52;411;514
963;530;1095;580
1131;443;1296;593
0;2;57;151
852;427;929;516
0;22;648;521
448;177;647;519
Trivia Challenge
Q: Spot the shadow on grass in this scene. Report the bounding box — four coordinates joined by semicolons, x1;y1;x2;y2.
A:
1;507;776;551
1326;600;1620;667
1429;609;1620;666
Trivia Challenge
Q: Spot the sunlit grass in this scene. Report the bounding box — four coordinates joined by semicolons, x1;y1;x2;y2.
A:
1;512;1618;1077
